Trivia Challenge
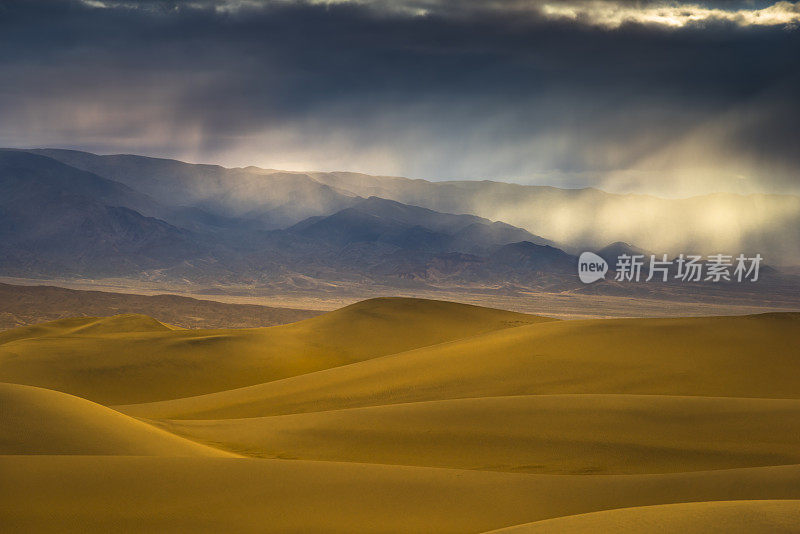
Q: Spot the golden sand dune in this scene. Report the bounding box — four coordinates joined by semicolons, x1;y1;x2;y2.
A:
0;313;173;344
0;383;234;456
0;281;322;330
484;500;800;533
120;313;800;420
0;298;544;404
2;457;800;533
2;299;800;532
156;394;800;474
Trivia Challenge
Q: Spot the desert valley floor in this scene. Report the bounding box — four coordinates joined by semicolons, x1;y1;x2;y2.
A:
1;297;800;532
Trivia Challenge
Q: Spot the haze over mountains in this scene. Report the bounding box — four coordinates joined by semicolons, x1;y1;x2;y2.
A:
2;148;799;299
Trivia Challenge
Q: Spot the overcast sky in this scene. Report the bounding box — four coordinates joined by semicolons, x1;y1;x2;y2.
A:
1;0;799;195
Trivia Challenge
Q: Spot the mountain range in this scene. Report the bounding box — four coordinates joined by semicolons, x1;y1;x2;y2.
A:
2;148;799;298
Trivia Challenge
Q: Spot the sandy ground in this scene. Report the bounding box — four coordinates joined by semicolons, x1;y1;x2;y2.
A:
1;297;799;532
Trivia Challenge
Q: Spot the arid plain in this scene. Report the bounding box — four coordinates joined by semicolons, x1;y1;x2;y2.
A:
2;296;799;532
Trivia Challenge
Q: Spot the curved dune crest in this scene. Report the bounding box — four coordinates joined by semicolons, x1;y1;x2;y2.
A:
60;314;178;335
0;313;173;344
299;296;551;334
0;298;546;404
0;383;234;456
157;394;800;473
120;313;800;420
483;500;800;533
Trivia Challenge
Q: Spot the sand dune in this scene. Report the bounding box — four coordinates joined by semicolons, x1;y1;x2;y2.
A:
0;281;322;330
0;313;173;344
156;394;800;474
120;312;800;419
2;457;800;533
0;297;544;404
484;500;800;533
0;383;234;456
2;298;799;532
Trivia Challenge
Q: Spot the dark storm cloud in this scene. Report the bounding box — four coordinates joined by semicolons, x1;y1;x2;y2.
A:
0;0;799;194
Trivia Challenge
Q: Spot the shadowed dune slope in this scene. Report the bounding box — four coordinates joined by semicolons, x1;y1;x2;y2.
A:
484;500;800;533
156;394;800;474
120;313;800;420
0;383;233;456
2;458;800;534
0;298;547;404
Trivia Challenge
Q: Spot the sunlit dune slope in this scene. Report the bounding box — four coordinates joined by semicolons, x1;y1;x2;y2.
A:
0;313;174;344
2;300;800;533
156;394;800;474
0;383;233;456
2;457;800;534
120;313;800;419
0;298;546;404
484;500;800;533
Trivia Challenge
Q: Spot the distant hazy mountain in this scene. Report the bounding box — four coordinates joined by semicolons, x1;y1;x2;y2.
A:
29;149;359;229
0;150;574;285
32;149;800;265
596;242;652;265
291;197;557;253
1;150;159;215
307;171;800;265
0;151;207;276
492;241;576;271
4;148;798;302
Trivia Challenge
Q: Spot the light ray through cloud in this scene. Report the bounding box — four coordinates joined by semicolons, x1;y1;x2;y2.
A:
77;0;800;29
